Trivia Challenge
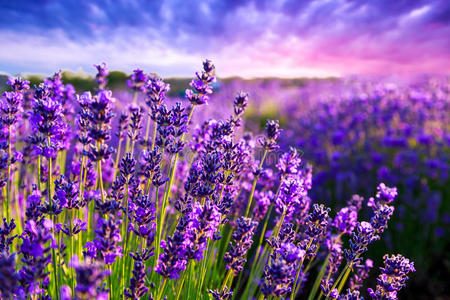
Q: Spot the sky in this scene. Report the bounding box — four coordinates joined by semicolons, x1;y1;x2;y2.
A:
0;0;449;78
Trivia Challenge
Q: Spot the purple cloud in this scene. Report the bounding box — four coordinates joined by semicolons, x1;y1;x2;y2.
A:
0;0;448;76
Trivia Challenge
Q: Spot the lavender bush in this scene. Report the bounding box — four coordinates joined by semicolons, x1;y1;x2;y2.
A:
0;61;416;299
206;76;448;297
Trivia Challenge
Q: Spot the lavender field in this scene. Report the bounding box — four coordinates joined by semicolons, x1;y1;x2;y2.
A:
1;1;449;299
0;62;448;300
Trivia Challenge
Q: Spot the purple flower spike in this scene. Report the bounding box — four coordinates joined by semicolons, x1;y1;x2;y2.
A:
232;91;249;126
146;75;170;106
224;217;258;274
18;219;56;297
125;253;149;299
209;287;233;300
7;77;30;92
349;258;373;291
277;147;302;178
0;252;18;298
261;242;303;297
154;230;187;279
276;177;306;214
259;119;282;151
368;183;397;209
71;255;110;299
127;69;148;92
1;91;23;126
344;222;379;265
94;63;109;90
84;217;122;265
184;202;221;260
0;218;17;253
368;254;415;299
333;206;358;235
185;59;215;105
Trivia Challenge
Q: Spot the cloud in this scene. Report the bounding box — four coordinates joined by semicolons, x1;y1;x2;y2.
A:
0;0;449;77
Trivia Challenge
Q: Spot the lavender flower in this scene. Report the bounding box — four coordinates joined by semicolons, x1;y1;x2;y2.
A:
146;75;170;106
259;119;282;151
288;195;311;226
185;59;215;105
117;112;129;140
368;183;398;209
154;229;187;279
349;258;373;291
127;105;144;143
368;183;397;234
125;254;149;299
232;91;249;126
140;147;165;187
127;69;147;92
0;218;16;253
253;190;273;220
1;91;23;126
84;216;122;265
333;206;358;235
370;204;395;234
0;252;18;298
344;221;379;265
304;204;330;242
224;217;258;274
261;242;305;297
56;218;87;236
128;195;156;243
339;289;362;299
347;195;364;211
85;90;115;161
30;84;66;158
209;287;233;300
321;236;344;295
7;77;30;92
277;147;302;178
18;219;56;297
184;202;221;260
94;63;109;90
119;152;136;184
275;177;306;214
25;186;44;221
54;174;80;209
71;256;110;299
368;254;415;299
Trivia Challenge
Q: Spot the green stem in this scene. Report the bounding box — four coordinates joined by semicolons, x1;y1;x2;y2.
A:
175;272;186;300
6;125;12;221
290;238;313;300
37;155;42;190
47;148;59;299
309;253;331;300
154;185;162;261
221;269;233;292
112;138;123;182
337;265;352;294
108;266;113;299
244;149;268;217
327;263;351;298
121;181;130;299
156;278;167;300
151;120;158;151
97;158;105;203
69;209;75;294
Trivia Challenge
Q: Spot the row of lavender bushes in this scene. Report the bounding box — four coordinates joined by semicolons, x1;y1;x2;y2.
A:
208;76;449;297
0;61;416;299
